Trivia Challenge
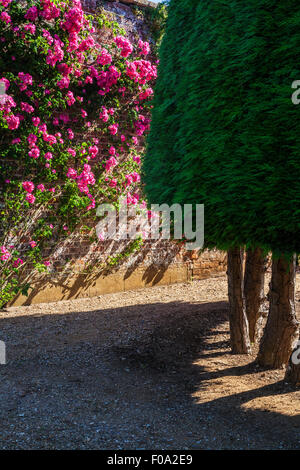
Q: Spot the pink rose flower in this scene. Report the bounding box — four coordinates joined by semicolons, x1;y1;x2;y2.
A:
25;193;35;204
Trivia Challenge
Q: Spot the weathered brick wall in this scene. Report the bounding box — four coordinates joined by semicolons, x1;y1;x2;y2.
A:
82;0;158;37
10;0;227;306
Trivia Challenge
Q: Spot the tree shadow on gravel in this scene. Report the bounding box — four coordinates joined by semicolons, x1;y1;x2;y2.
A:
111;301;229;374
0;299;299;449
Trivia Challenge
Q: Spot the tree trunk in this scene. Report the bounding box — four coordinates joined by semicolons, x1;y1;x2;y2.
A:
258;254;299;369
244;247;266;343
227;247;251;354
285;339;300;386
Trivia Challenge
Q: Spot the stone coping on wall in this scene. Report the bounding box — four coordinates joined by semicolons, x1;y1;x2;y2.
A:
82;1;158;23
108;0;158;8
83;0;158;9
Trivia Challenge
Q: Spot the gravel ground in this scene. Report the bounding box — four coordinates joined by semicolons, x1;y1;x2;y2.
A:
0;275;300;450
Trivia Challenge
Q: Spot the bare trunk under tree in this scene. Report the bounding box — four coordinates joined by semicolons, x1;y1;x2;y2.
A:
227;247;251;354
258;254;299;369
244;247;266;343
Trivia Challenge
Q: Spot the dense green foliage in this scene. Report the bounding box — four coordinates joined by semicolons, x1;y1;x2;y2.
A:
143;0;300;254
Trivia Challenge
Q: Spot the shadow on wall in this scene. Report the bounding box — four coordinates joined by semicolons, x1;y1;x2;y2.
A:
10;240;189;306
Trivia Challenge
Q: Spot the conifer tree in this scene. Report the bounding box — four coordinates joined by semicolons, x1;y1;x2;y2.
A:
143;0;300;362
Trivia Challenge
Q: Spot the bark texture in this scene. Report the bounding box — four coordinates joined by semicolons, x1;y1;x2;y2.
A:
258;254;299;369
244;247;266;343
227;247;251;354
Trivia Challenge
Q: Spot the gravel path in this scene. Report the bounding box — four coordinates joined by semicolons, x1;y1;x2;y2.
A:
0;276;300;449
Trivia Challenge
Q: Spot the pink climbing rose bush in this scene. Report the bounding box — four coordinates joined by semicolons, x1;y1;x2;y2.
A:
0;0;156;307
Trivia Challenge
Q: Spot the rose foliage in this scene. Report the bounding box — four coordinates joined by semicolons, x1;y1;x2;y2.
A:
0;0;157;307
